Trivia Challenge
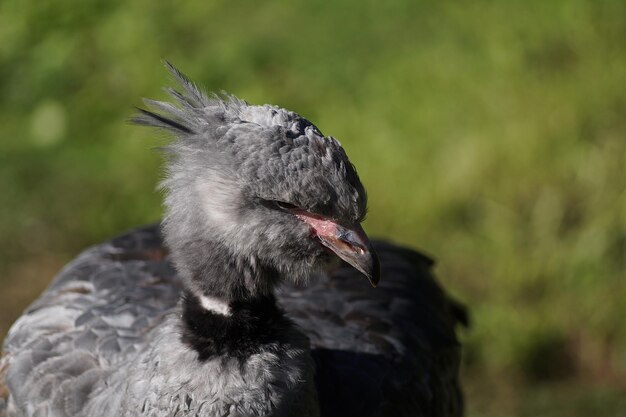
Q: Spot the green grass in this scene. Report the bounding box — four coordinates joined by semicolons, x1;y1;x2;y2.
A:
1;0;625;415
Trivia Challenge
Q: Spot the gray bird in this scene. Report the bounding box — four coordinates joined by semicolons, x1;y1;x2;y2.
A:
0;63;467;417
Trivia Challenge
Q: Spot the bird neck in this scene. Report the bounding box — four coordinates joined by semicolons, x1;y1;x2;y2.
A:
171;236;282;302
179;291;293;361
171;237;297;360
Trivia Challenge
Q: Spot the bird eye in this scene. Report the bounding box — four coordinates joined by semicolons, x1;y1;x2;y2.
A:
273;200;298;211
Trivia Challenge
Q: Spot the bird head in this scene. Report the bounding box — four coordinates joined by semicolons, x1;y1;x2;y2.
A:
134;63;379;299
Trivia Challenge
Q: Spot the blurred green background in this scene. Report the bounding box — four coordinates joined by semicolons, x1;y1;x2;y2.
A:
1;0;625;415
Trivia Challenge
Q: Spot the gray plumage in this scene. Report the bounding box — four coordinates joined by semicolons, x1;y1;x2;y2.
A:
0;64;466;417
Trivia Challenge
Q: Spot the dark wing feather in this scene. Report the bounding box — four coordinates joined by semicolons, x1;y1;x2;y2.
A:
1;225;465;417
279;241;466;417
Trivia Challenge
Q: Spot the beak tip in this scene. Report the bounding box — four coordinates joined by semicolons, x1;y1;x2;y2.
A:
368;252;381;288
313;221;381;288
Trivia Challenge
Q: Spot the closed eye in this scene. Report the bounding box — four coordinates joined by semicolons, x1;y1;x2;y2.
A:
272;200;298;211
266;199;338;222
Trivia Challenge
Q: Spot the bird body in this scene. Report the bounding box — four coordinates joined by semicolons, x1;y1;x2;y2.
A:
2;226;318;417
0;64;465;417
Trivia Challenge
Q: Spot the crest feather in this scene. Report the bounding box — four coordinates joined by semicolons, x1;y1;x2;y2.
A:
131;61;238;135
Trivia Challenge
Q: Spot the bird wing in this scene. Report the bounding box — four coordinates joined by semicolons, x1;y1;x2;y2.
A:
1;225;465;417
0;225;181;417
279;241;467;417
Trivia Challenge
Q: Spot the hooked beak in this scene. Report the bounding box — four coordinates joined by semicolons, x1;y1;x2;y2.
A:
295;212;380;287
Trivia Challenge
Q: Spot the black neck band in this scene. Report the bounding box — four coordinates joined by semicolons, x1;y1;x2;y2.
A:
180;291;292;361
